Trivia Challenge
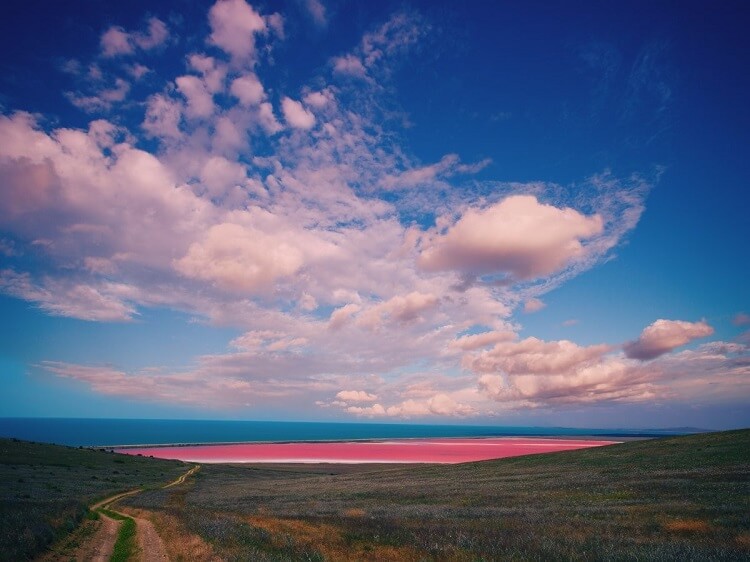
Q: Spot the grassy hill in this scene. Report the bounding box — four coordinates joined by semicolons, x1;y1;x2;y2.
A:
1;430;747;561
122;429;750;561
0;438;186;561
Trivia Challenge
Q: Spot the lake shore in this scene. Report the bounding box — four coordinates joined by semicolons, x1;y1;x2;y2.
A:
114;436;620;464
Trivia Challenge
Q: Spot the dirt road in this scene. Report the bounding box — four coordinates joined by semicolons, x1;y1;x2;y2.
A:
41;464;198;562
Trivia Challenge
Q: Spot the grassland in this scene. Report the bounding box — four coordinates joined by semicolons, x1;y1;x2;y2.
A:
1;431;748;561
121;429;750;561
0;438;187;561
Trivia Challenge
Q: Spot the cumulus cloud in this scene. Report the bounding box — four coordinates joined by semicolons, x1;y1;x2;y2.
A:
336;390;377;402
208;0;268;62
67;78;131;113
176;75;215;119
100;27;134;57
174;222;307;294
100;17;168;57
733;312;750;327
230;74;265;105
624;319;714;360
281;97;315;129
418;195;603;280
468;337;612;376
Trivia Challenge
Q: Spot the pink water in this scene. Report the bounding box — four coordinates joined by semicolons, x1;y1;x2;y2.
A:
115;437;617;464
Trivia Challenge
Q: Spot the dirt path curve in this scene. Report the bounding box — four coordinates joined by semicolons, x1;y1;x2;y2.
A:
92;465;199;561
163;464;200;488
107;464;199;561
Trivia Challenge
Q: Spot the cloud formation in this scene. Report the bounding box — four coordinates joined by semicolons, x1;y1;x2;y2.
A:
418;195;603;281
623;319;714;360
4;0;741;420
101;17;169;57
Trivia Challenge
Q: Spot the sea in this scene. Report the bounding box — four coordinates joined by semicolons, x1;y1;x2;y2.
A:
0;418;694;447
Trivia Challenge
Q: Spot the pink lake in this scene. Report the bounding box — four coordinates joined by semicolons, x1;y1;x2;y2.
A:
115;437;618;464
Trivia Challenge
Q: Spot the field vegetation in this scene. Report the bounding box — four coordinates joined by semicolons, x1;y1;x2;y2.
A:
1;431;748;560
0;438;186;561
122;429;750;561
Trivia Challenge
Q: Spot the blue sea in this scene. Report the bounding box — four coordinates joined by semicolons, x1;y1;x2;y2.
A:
0;418;694;447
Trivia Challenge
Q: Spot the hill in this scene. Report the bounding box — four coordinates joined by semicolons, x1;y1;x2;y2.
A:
0;438;186;560
121;429;750;560
1;430;748;560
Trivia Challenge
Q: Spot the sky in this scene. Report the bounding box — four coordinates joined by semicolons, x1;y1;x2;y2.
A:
0;0;748;428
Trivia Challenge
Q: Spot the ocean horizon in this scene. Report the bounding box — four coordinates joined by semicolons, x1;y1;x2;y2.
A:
0;418;702;448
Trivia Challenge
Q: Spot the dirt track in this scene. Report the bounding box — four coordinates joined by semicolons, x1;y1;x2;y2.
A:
134;516;169;561
40;464;198;562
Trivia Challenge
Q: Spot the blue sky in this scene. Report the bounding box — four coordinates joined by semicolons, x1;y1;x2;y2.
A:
0;0;748;428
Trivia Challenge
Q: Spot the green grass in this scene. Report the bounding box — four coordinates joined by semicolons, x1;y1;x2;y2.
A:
0;438;186;561
98;508;137;562
123;429;750;561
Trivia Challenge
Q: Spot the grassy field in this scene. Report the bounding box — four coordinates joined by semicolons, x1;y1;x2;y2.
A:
0;438;186;561
121;429;750;561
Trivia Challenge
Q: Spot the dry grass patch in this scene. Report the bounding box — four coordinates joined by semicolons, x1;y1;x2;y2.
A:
122;507;221;562
662;518;713;533
343;508;366;518
248;515;426;562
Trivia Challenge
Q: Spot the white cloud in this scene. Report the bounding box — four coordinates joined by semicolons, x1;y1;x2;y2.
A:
336;390;377;402
200;156;247;198
356;292;439;330
257;102;283;134
624;319;714;360
230;74;265;105
0;270;136;322
419;195;603;280
523;298;545;313
304;0;327;27
176;75;215;119
380;154;490;190
281;97;316;129
188;54;227;93
101;27;134;57
333;55;367;78
100;17;169;58
67;79;131;113
142;94;182;139
328;303;361;330
174;222;306;294
133;17;169;50
208;0;267;62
